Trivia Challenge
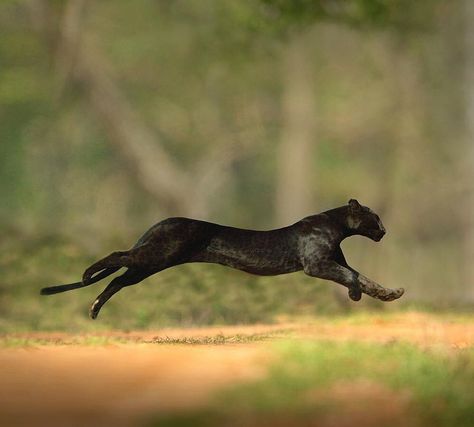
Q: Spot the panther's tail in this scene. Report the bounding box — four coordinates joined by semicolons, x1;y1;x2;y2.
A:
40;267;120;295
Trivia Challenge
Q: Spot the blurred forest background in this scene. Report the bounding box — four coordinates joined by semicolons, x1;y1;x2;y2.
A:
1;0;473;331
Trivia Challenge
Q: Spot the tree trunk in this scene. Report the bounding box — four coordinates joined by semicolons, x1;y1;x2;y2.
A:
275;36;315;225
464;0;474;302
31;0;247;219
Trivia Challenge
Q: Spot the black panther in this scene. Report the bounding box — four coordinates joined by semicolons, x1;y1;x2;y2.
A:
41;199;404;319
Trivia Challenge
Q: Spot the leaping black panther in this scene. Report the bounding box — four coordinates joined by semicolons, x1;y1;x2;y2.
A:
41;199;404;319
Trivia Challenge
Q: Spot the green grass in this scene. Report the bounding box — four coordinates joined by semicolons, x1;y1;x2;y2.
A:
0;335;137;347
0;238;342;332
2;236;473;332
146;330;288;345
151;341;474;427
0;330;289;347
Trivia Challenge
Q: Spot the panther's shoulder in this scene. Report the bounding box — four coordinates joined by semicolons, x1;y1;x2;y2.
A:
299;213;334;227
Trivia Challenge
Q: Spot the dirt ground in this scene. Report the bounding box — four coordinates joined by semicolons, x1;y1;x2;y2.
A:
1;313;473;427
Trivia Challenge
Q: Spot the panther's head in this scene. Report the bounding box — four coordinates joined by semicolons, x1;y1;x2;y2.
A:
346;199;386;241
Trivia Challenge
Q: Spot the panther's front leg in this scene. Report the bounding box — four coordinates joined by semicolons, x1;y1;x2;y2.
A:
355;273;405;301
333;247;362;301
303;260;361;300
303;260;404;302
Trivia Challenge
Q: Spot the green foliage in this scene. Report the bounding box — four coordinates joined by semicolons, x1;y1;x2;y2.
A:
256;0;441;33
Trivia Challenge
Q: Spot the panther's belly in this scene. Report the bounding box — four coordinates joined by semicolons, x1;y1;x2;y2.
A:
190;234;302;276
194;252;302;275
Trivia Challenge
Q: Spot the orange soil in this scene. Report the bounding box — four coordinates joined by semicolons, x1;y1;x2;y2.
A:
1;313;473;427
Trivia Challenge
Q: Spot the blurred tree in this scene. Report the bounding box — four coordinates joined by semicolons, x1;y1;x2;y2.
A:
256;0;440;224
48;0;249;218
275;34;315;225
16;0;440;227
464;0;474;302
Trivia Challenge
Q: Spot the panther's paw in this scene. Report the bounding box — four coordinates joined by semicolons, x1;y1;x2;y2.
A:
89;299;100;320
348;286;362;301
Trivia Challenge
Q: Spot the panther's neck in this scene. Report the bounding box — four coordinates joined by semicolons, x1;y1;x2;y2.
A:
323;206;359;240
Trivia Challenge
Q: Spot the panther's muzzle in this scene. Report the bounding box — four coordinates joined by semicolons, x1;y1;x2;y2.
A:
372;228;386;242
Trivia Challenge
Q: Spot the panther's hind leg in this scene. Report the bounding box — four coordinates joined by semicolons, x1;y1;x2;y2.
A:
82;251;134;285
89;268;153;319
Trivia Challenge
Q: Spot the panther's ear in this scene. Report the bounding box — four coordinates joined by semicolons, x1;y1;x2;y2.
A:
348;199;361;211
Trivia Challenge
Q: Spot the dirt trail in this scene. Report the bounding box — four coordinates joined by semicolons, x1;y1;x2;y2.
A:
0;344;269;427
1;313;473;427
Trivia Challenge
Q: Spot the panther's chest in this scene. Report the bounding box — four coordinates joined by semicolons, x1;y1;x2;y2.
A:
297;229;338;260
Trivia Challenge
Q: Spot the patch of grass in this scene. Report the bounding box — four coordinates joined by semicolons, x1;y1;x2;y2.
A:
0;238;341;332
0;330;290;347
147;330;288;345
0;335;140;347
2;237;473;332
150;341;474;427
